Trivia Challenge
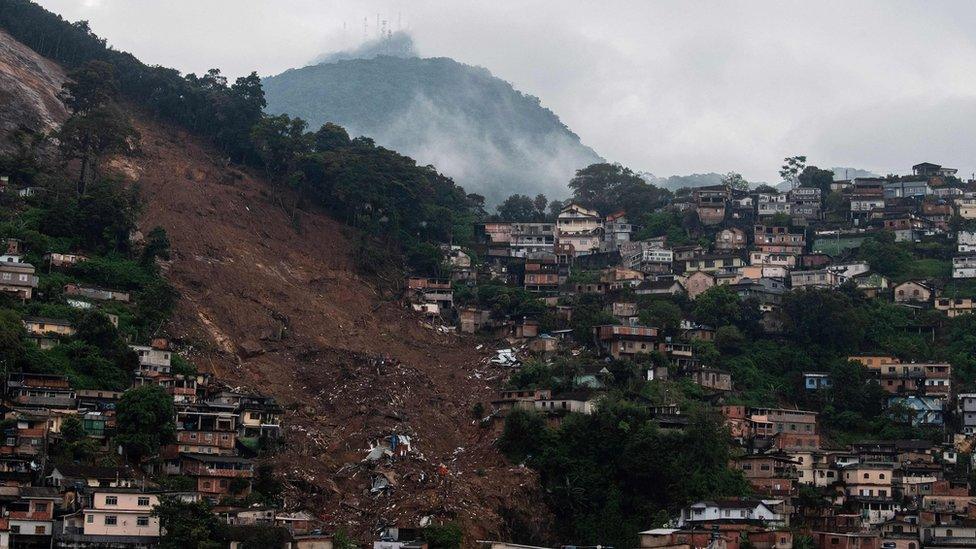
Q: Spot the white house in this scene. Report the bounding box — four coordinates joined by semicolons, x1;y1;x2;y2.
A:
958;231;976;253
677;499;783;527
953;255;976;279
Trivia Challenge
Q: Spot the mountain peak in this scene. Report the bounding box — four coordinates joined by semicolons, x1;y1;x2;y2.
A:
311;30;418;65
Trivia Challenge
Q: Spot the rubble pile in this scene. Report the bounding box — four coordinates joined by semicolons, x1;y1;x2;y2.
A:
113;113;552;539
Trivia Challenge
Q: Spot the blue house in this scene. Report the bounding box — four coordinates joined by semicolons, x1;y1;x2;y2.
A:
888;395;944;426
803;372;832;390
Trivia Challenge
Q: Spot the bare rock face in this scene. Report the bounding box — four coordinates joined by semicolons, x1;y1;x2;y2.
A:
0;29;68;151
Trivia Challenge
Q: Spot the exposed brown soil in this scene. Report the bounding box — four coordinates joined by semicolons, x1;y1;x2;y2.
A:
126;116;547;540
0;29;551;544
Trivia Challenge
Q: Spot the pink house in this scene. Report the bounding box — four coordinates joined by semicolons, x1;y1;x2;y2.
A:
77;490;160;540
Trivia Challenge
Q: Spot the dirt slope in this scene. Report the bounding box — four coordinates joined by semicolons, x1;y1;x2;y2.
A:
0;30;548;542
127;116;546;539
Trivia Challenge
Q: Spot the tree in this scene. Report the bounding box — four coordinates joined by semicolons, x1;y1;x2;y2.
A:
798;166;835;196
60;60;118;114
692;286;741;327
424;523;463;549
547;200;564;220
532;194;548;218
496;194;539;222
250;115;311;176
638;300;683;334
57;103;138;195
313;122;351;152
722;172;749;191
779;156;807;189
61;415;87;443
569;162;669;216
115;385;176;460
0;309;24;370
57;61;138;195
153;498;222;549
141;226;171;265
781;289;865;355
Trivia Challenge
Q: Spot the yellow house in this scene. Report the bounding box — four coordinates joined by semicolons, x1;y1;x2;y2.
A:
22;317;76;337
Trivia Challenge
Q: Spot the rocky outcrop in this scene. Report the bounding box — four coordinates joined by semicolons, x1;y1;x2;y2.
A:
0;29;67;152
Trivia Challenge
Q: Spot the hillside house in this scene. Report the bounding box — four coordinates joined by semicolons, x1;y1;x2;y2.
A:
934;297;974;318
509;223;555;258
57;489;160;545
458;307;491;334
620;241;673;273
693;185;730;225
912;162;957;177
729;453;800;498
405;277;453;314
556;203;603;256
803;373;832;390
44;252;87;268
523;257;562;293
888;396;944;427
893;281;935;303
688;368;732;392
789;187;822;219
790;270;842;289
594;325;659;360
635;278;686;297
883;180;931;199
534;391;602;416
730;278;787;310
954;198;976;220
755;225;806;255
681;271;715;299
682;254;745;274
603;211;632;250
6;372;76;410
677;499;783;527
715;227;747;251
750;251;797;269
130;343;172;376
63;284;130;302
952;254;976;278
757;192;791;218
22;317;75;348
9;486;59;545
0;254;38;300
958;230;976;253
958;394;976;435
47;464;134;489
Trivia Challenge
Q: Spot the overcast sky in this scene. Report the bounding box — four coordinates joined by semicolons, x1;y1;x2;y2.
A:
35;0;976;183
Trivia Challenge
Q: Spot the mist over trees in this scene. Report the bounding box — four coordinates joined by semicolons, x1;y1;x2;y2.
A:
262;53;603;205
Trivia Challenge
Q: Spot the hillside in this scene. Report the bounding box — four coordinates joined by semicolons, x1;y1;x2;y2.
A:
0;28;66;154
0;26;546;541
262;53;603;205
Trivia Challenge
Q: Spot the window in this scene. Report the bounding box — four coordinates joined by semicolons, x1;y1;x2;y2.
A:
105;496;118;505
105;516;118;525
137;517;150;527
34;502;47;512
879;473;885;479
34;526;44;534
9;526;18;534
138;497;150;506
86;514;94;523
